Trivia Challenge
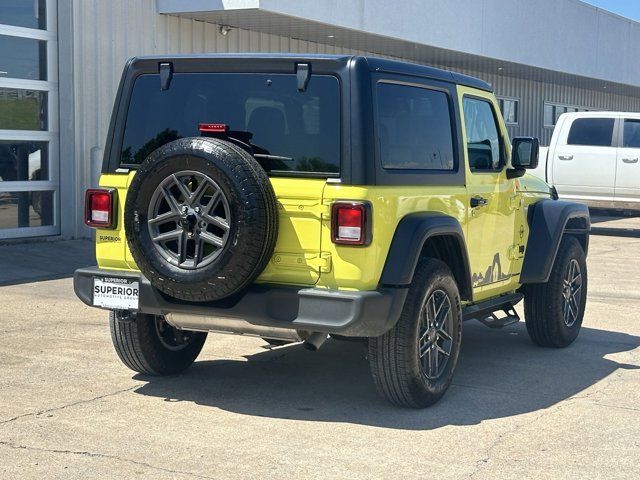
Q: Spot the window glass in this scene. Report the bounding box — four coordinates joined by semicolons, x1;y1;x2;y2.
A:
1;0;47;29
376;83;454;170
0;190;54;228
0;88;47;130
121;73;340;174
544;104;554;127
0;141;48;181
0;35;47;81
463;97;502;170
623;120;640;148
498;98;518;124
567;118;614;147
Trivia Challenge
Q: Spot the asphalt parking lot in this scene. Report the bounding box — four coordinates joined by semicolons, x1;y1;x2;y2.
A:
1;215;639;480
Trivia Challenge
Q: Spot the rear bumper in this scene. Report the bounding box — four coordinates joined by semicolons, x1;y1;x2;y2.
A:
74;267;407;337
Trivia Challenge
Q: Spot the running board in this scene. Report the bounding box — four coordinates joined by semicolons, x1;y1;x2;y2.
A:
462;293;523;329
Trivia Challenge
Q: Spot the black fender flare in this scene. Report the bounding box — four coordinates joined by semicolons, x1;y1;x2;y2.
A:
520;200;590;284
380;212;473;300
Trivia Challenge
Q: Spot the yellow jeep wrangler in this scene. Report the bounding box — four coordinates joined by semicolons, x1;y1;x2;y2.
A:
75;55;590;408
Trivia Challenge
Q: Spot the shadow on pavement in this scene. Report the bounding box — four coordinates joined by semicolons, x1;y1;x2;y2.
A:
589;208;640;237
134;322;640;429
0;239;95;286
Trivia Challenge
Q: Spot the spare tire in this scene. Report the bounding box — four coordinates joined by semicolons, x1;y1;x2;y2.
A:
124;137;278;302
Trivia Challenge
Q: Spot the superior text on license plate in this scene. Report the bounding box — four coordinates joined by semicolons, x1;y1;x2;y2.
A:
93;277;139;310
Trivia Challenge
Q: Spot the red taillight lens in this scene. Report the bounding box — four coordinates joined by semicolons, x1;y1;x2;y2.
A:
331;202;370;245
84;189;116;228
199;123;229;134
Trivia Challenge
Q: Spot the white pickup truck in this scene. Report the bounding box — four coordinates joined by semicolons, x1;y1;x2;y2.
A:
532;112;640;210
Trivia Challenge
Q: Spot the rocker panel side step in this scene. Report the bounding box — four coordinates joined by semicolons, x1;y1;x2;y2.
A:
462;293;524;327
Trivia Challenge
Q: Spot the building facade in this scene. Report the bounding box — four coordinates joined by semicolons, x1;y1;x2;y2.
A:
1;0;639;240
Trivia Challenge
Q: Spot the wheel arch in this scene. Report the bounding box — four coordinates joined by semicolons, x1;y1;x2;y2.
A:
380;212;473;301
520;199;590;284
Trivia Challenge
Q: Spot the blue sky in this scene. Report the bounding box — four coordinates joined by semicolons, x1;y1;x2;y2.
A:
582;0;640;21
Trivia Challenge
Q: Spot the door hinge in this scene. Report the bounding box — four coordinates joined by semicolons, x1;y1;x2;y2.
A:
509;194;523;210
508;244;525;260
271;252;332;273
277;200;330;218
309;252;332;273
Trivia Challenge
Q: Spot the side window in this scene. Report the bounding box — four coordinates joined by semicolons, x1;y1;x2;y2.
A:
376;82;455;170
462;97;503;171
623;120;640;148
567;118;614;147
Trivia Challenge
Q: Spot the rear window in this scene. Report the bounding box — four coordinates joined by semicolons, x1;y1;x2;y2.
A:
376;82;455;170
120;73;341;175
567;118;614;147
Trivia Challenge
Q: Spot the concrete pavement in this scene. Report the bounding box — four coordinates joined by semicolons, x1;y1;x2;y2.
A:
0;218;639;479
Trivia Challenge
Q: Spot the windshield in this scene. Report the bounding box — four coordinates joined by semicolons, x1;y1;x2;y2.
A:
120;72;341;175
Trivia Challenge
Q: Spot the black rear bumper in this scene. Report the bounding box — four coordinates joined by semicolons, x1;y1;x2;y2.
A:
74;267;407;337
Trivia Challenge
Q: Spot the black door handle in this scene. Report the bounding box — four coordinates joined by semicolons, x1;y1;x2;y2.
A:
470;196;489;208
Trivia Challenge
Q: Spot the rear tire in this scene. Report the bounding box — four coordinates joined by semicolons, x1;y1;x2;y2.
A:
524;236;587;348
109;311;207;375
368;258;462;408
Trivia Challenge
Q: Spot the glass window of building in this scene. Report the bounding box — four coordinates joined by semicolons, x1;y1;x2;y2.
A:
544;102;591;128
497;97;518;125
0;0;58;239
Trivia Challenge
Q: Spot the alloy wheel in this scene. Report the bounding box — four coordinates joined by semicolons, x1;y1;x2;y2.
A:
418;289;454;380
147;171;231;270
562;258;583;327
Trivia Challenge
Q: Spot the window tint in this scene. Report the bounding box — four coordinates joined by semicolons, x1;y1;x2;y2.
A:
463;97;502;170
376;83;454;170
567;118;614;147
623;120;640;148
121;73;341;175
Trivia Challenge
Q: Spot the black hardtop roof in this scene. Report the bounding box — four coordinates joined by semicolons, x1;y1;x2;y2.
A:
131;53;493;92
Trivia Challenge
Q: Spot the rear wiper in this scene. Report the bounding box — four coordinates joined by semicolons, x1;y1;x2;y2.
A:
254;154;294;162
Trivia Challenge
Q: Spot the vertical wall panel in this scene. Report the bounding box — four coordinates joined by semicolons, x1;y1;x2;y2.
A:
70;0;640;237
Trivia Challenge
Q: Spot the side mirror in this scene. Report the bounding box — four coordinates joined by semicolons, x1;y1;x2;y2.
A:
511;137;540;170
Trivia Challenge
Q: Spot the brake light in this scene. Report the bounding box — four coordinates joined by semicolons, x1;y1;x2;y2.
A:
331;202;370;246
84;189;117;229
199;123;229;134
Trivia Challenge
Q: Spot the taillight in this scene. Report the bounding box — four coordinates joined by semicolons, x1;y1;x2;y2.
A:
199;123;229;134
84;189;117;229
331;202;371;246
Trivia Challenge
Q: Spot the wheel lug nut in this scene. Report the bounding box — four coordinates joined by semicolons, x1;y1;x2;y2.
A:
182;206;189;213
200;221;207;228
194;207;201;213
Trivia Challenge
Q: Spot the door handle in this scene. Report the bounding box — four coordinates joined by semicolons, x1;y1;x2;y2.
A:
558;155;574;161
622;157;639;164
470;196;489;208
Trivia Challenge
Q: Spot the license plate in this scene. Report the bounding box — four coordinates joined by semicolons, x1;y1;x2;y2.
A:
93;277;139;310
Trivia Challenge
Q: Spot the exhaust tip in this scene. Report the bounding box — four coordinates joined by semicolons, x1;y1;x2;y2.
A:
302;332;328;351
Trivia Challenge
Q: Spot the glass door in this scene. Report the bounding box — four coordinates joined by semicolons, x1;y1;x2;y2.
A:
0;0;59;238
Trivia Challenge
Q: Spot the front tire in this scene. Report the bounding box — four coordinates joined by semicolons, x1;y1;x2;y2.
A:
368;258;462;408
109;311;207;375
524;236;587;348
